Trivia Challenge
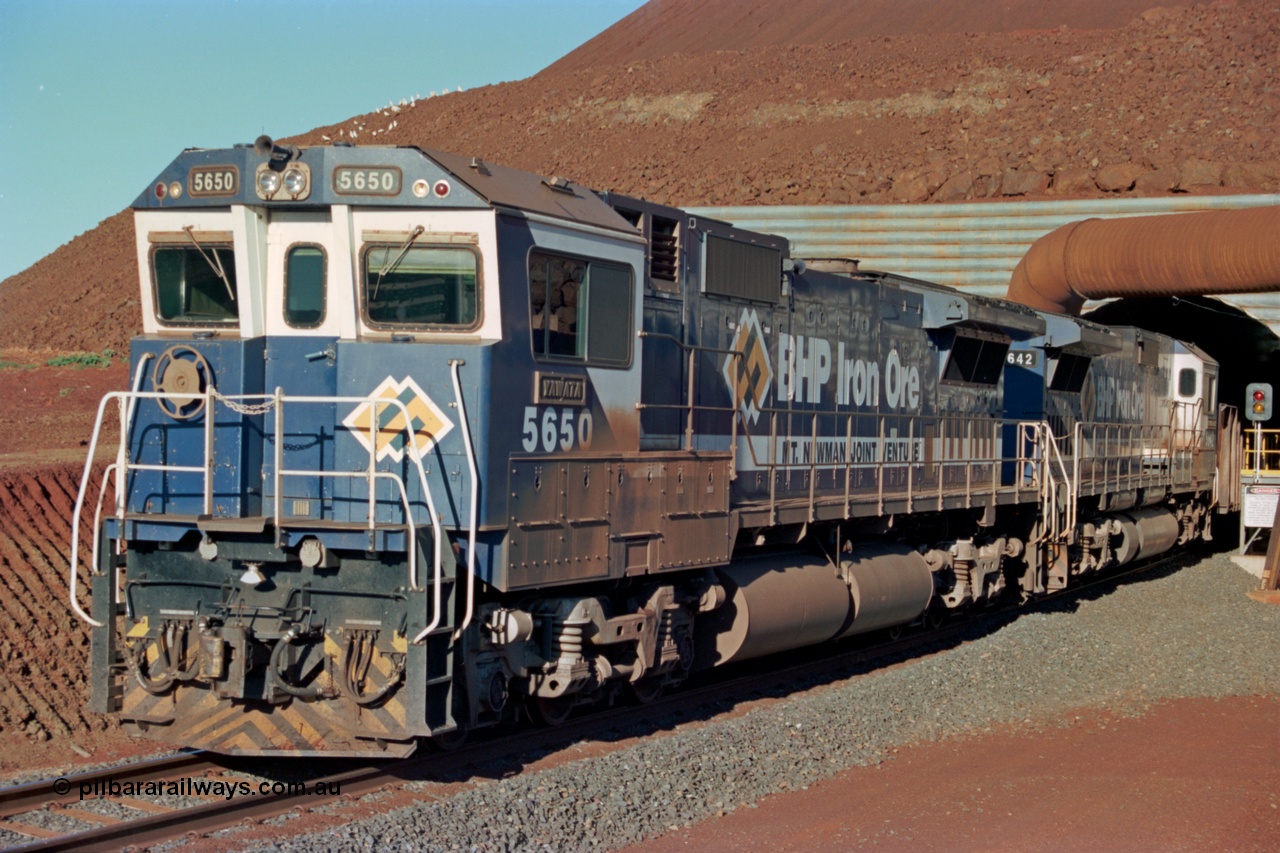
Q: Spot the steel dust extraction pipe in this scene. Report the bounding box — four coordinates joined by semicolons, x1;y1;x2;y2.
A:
1007;205;1280;315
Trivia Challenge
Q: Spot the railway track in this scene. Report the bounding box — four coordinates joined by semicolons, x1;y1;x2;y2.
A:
0;550;1194;852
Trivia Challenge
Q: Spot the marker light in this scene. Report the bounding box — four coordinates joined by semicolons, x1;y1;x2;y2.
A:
154;182;166;199
433;179;451;198
168;181;183;199
283;168;307;195
412;178;429;198
257;170;281;196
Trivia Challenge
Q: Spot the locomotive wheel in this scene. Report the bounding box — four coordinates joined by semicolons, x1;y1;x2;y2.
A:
151;345;214;420
530;695;575;727
627;677;665;705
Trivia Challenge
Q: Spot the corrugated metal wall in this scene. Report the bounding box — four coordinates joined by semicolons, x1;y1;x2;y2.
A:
690;194;1280;335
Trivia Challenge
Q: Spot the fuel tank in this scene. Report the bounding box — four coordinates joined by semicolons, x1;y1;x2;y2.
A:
1112;507;1181;565
694;547;934;668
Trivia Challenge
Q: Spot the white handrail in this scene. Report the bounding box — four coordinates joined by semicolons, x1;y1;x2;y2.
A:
70;384;446;638
69;354;153;628
446;359;478;638
270;394;442;603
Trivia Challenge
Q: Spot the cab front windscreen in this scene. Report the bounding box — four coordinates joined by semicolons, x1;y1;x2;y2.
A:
362;244;479;329
151;244;239;325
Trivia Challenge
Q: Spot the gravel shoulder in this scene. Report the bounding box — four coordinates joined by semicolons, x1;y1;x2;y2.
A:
236;551;1279;852
631;694;1280;852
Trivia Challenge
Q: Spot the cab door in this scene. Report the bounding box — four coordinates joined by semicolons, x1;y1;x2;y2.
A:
261;209;355;521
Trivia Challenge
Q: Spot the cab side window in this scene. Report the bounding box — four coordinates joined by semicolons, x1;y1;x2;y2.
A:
529;251;632;366
1178;367;1198;397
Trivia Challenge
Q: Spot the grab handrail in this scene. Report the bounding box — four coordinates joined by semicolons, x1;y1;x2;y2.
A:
435;359;478;643
70;385;446;638
69;354;152;628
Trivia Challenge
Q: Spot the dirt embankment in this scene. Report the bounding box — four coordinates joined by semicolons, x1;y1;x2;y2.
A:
0;360;134;771
0;463;134;772
1;1;1276;356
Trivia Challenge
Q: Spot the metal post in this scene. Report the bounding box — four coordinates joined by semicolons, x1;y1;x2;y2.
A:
273;386;284;541
116;397;128;523
203;389;215;516
877;417;885;514
1255;422;1264;481
965;418;972;503
906;418;914;513
768;411;778;524
843;414;852;517
368;401;378;533
685;348;696;451
989;419;998;503
808;412;818;521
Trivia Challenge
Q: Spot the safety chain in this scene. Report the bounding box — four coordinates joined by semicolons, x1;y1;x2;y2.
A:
210;386;279;416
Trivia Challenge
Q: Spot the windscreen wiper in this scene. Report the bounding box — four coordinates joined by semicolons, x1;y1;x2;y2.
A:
373;225;425;299
182;226;236;304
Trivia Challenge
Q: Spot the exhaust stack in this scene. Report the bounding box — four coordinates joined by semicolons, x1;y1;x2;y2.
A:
1007;205;1280;315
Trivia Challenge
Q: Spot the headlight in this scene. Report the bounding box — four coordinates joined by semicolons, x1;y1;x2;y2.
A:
283;168;307;195
257;170;281;196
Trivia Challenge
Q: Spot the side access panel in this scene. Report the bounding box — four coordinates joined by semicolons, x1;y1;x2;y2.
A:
504;453;732;590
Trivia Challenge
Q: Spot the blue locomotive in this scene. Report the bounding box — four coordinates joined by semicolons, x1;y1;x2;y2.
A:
71;139;1229;755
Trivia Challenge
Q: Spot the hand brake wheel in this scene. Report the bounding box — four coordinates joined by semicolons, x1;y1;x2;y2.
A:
151;345;214;420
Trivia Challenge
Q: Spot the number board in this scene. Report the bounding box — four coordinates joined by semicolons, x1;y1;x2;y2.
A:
333;167;402;196
1006;350;1040;369
188;166;239;197
535;372;587;406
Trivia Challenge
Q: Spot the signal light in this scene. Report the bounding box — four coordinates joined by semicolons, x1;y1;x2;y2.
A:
1246;382;1273;421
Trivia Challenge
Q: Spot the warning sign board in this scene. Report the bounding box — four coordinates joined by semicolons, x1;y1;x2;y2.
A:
1244;485;1280;528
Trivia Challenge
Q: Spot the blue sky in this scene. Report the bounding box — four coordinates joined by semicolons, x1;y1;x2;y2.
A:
0;0;645;282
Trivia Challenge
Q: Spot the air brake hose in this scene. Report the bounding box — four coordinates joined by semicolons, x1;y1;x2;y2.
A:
132;623;199;695
268;627;335;699
341;631;406;706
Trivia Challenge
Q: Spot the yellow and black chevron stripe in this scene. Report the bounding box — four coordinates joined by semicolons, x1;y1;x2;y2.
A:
118;644;415;757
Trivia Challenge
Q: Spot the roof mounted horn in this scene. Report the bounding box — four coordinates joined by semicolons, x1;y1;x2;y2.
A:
253;134;301;163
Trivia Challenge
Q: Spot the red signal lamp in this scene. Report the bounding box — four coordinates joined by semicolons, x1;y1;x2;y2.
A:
1246;383;1273;421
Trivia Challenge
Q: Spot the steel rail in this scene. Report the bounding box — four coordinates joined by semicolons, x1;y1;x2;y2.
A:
0;751;211;820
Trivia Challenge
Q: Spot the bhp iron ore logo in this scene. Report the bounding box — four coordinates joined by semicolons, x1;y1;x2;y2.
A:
723;308;772;424
343;376;454;462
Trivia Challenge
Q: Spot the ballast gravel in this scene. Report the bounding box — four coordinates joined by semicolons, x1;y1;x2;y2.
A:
244;553;1279;852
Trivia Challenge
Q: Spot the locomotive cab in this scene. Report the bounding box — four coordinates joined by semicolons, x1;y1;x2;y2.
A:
83;142;654;755
1171;341;1217;447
